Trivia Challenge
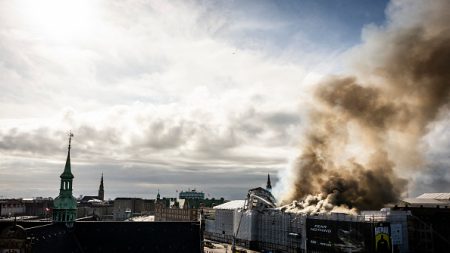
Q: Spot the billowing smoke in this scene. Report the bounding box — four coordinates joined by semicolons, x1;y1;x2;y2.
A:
281;0;450;211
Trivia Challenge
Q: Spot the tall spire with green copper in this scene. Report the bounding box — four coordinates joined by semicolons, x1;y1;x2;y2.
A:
53;132;77;226
60;135;74;180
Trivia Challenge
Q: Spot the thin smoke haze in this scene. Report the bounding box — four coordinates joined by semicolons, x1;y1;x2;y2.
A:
280;0;450;211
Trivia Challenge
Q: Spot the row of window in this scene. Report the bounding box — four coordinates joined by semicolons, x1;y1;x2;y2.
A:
0;203;25;208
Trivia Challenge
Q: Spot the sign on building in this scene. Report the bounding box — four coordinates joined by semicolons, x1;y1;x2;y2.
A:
374;222;391;253
306;218;373;253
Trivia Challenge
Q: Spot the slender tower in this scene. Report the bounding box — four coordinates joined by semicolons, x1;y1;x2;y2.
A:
266;173;272;192
98;173;104;201
53;132;77;225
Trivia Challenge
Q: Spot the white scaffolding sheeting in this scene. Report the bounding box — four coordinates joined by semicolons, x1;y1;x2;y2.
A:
234;210;257;241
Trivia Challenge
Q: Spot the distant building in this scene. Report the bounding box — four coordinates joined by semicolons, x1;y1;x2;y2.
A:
77;173;113;220
113;198;143;220
143;199;156;215
23;198;52;218
0;199;25;217
80;173;105;203
113;198;155;220
154;190;226;222
392;192;450;253
0;198;53;218
180;198;226;209
52;133;77;225
177;189;226;208
155;197;177;208
155;206;199;222
77;201;113;221
179;189;205;200
154;198;198;222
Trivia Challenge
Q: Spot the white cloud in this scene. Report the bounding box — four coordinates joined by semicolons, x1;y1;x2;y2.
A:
0;0;318;198
8;0;444;201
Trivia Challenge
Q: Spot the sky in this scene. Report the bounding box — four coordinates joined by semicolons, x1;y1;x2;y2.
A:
1;0;447;201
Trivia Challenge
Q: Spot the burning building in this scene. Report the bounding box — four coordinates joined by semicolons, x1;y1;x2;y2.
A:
204;184;442;253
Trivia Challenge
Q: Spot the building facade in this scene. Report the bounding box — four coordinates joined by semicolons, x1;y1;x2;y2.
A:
204;186;416;253
179;190;205;200
155;206;199;222
80;174;105;203
112;198;157;220
0;199;26;217
23;198;52;218
154;193;224;222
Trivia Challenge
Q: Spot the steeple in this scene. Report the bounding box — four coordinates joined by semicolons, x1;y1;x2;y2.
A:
266;173;272;191
60;132;74;179
98;173;104;201
157;189;160;200
53;132;77;225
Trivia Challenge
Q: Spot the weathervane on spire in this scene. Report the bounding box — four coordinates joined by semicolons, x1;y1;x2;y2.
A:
68;131;74;150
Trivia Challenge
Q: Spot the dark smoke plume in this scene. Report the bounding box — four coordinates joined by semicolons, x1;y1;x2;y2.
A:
281;0;450;211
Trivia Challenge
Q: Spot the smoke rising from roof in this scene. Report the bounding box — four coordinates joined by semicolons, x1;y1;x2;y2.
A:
281;0;450;211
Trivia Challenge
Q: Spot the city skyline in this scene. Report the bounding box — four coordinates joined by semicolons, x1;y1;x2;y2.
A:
0;0;449;201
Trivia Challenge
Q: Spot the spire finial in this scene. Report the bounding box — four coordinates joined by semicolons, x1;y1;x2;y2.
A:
61;131;74;179
68;131;74;150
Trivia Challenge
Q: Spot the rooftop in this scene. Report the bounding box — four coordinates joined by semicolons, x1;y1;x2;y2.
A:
416;193;450;200
213;200;245;210
399;193;450;207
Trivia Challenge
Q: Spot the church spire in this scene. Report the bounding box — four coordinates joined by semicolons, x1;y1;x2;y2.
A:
266;173;272;191
53;131;77;225
98;173;104;201
60;131;74;179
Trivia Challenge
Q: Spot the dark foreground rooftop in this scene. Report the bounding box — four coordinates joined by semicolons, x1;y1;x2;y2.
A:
0;221;201;253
